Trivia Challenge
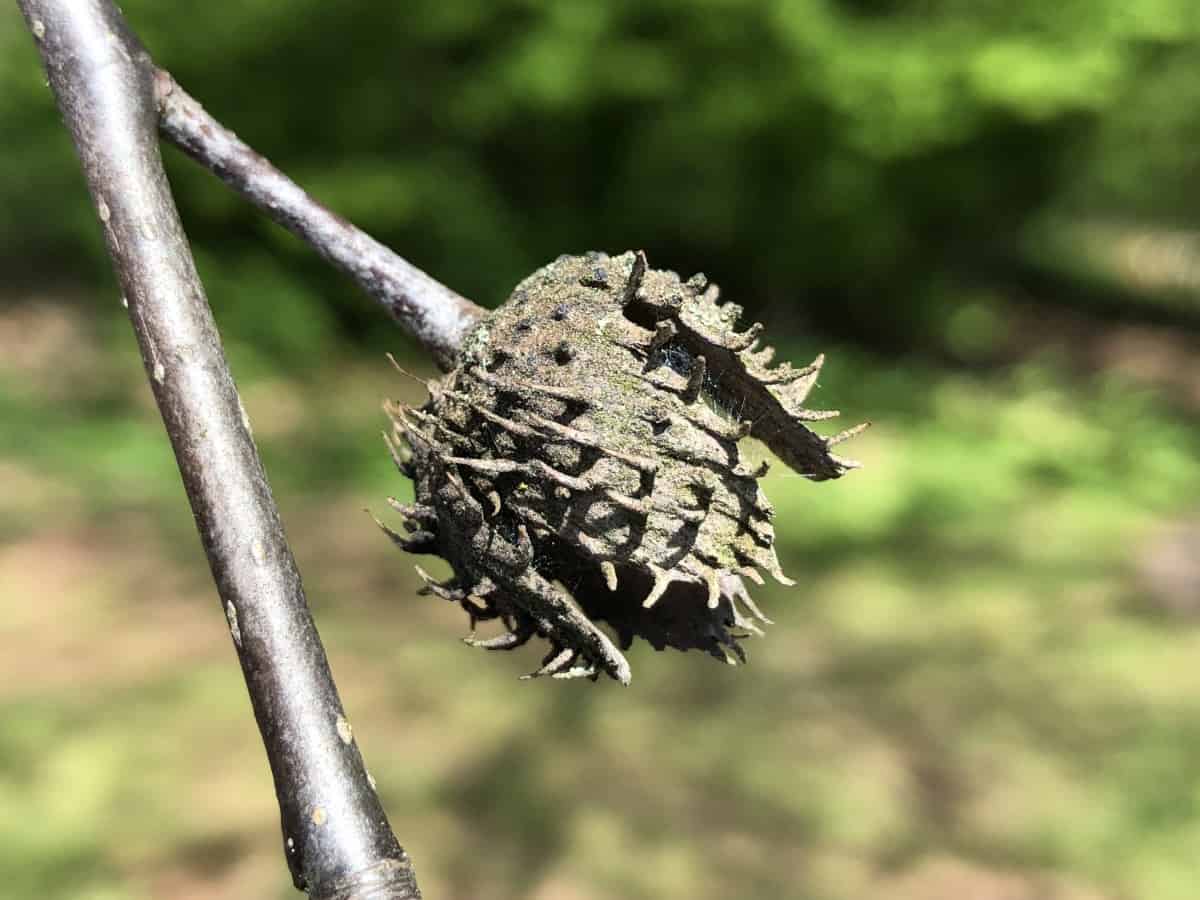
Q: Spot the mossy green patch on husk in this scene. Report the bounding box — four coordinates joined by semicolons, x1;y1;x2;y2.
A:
381;252;864;683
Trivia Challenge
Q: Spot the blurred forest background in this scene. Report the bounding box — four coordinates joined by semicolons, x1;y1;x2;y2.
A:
3;2;1200;898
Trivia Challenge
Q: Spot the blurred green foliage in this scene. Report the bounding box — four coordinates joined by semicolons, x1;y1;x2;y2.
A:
4;2;1200;899
4;0;1200;355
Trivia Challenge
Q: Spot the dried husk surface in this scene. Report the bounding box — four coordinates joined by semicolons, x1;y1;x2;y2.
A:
380;251;864;683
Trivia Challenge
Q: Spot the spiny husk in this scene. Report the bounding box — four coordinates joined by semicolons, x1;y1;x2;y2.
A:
380;251;865;683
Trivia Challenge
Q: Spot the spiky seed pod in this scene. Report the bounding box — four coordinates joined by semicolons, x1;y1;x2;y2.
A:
380;251;865;683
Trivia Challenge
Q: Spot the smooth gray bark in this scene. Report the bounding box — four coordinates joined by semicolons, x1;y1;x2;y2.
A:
155;71;483;371
17;1;422;896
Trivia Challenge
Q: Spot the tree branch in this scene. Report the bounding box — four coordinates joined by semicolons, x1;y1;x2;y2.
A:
154;70;485;372
17;2;421;897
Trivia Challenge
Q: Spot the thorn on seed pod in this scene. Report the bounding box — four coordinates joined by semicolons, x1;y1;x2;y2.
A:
683;355;706;403
726;322;763;352
622;251;648;306
601;561;618;592
647;321;677;358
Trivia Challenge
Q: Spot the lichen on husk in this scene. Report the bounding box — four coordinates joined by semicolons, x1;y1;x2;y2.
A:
380;251;865;683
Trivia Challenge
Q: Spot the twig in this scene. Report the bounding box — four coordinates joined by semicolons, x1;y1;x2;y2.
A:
17;2;421;897
154;70;485;372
